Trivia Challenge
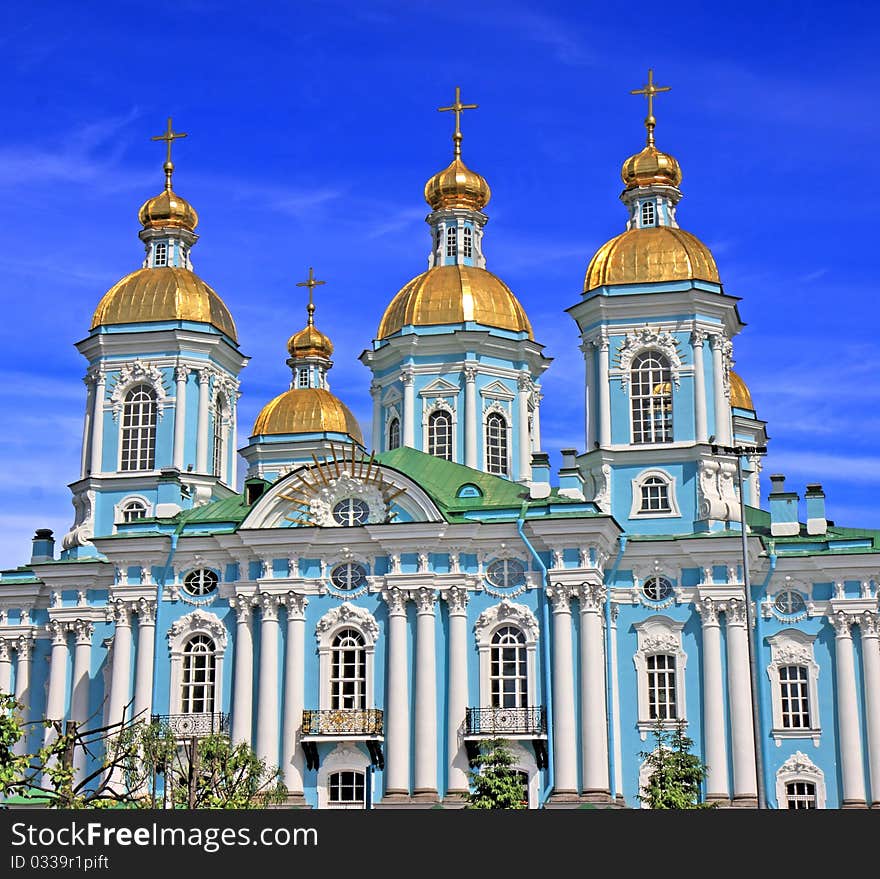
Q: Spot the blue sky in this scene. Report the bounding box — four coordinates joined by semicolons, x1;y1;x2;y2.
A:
0;0;877;568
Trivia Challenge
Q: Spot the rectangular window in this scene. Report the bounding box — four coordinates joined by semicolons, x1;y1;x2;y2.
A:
463;226;473;258
641;201;656;227
446;226;457;258
785;781;817;809
154;241;168;267
640;477;670;512
329;771;365;808
298;368;309;388
779;665;810;728
647;654;677;720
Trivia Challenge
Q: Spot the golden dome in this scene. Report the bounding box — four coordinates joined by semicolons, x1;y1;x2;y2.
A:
378;265;533;340
584;227;719;292
729;371;754;410
424;157;491;211
287;324;333;359
91;266;237;341
621;144;682;189
252;387;363;443
137;188;198;231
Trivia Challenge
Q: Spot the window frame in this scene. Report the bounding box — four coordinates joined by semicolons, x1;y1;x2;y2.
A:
316;605;378;712
212;393;226;480
490;626;528;709
330;628;367;711
640;200;656;227
630;350;673;444
484;410;510;476
775;750;826;809
766;630;821;745
167;610;227;717
630;469;681;519
386;415;400;451
445;225;457;258
119;384;158;472
427;408;454;461
633;616;687;739
180;634;217;715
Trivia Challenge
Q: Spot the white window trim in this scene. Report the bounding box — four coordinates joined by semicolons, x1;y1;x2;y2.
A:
630;468;681;519
474;601;539;710
316;742;370;810
385;405;401;450
117;384;160;473
113;495;153;527
482;404;511;477
633;616;687;740
316;603;378;711
766;629;821;746
775;751;826;808
167;610;227;715
423;399;457;462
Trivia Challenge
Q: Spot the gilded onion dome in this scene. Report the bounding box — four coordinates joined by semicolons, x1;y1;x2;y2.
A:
729;370;754;410
137;188;198;231
90;267;238;341
252;387;363;443
424;157;491;211
378;265;533;339
621;145;682;189
287;323;333;359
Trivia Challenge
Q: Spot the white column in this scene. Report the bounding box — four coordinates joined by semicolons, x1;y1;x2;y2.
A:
860;612;880;808
445;587;470;799
581;341;596;449
370;381;382;452
402;369;415;449
89;369;105;475
0;638;12;694
748;455;762;507
463;366;477;469
71;621;94;778
106;602;133;728
382;588;410;800
229;389;239;487
532;387;542;451
596;336;611;448
45;620;69;723
831;611;867;807
132;599;156;725
710;334;731;446
698;597;729;801
724;599;757;804
609;605;623;798
578;584;609;800
231;599;254;746
413;588;439;801
548;585;578;800
516;374;532;482
13;635;34;756
282;593;308;800
195;369;211;473
173;365;189;471
692;329;708;443
80;374;95;479
256;594;280;769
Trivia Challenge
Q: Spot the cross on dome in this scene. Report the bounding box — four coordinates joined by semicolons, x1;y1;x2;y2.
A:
151;117;188;191
296;266;326;327
438;86;478;159
630;68;671;147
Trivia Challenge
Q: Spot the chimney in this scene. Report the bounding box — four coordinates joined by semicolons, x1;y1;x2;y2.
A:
529;452;551;499
557;448;585;500
805;483;827;536
768;474;799;537
31;528;55;564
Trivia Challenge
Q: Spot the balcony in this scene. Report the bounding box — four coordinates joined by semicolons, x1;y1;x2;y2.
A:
301;709;384;772
464;706;547;769
151;712;230;738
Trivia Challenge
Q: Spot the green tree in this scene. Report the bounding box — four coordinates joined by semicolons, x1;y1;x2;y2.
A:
638;718;716;809
465;737;527;810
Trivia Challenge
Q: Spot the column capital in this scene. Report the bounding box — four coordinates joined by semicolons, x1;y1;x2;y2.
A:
74;619;95;645
400;368;415;386
231;597;253;624
726;597;747;626
174;364;191;383
829;609;854;638
517;373;532;393
463;365;477;383
85;365;107;386
197;368;213;386
0;638;10;662
110;600;132;628
16;634;34;659
593;334;610;352
47;619;68;646
709;332;727;350
696;596;722;627
258;592;280;621
861;610;880;638
369;380;381;399
382;587;408;616
547;583;574;613
577;583;606;612
690;327;707;347
445;586;470;616
136;598;157;625
285;592;309;620
413;588;437;615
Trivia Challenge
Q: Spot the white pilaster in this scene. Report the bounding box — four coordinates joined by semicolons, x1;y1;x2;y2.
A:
0;638;12;694
71;621;94;778
464;366;477;469
413;588;439;801
517;374;532;482
231;599;254;746
382;588;410;800
402;369;415;449
370;381;382;452
282;593;308;800
596;336;611;448
106;602;132;728
80;374;95;479
256;594;280;769
579;584;609;800
45;620;69;723
860;612;880;807
710;334;731;446
195;369;211;473
697;597;729;801
12;635;33;756
692;329;708;443
582;341;596;448
725;599;757;804
132;599;156;724
445;587;470;798
531;387;542;451
229;391;238;487
173;365;189;471
548;585;578;800
831;612;867;807
609;605;623;798
89;369;105;475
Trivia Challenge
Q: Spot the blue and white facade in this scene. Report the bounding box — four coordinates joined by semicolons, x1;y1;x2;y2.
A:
2;97;880;811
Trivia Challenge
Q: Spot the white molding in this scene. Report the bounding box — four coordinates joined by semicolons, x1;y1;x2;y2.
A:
166;609;227;715
615;328;683;392
633;616;687;739
775;751;826;809
766;629;821;747
422;397;457;463
113;494;153;528
418;377;459;397
629;468;681;519
481;401;511;477
316;743;370;810
474;601;539;709
480;379;515;402
109;360;168;420
315;603;378;712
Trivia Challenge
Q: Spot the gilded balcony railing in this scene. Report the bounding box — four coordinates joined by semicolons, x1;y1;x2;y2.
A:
465;706;546;736
302;708;384;736
150;712;230;738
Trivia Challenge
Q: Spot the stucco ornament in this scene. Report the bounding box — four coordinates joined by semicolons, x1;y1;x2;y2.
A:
167;609;227;650
109;360;167;419
697;459;740;522
315;602;379;642
474;600;539;644
308;471;387;527
617;327;683;391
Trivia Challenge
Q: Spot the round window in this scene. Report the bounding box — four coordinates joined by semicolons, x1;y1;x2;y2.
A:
642;576;673;602
330;562;368;591
183;568;219;596
774;590;806;615
486;558;527;590
332;498;370;527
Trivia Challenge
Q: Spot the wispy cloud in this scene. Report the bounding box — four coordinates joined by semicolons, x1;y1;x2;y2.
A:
769;451;880;484
497;7;595;67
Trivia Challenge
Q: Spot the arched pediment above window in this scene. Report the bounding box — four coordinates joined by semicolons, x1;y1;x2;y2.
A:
474;600;539;647
109;360;168;419
616;327;682;391
167;609;227;655
315;602;379;646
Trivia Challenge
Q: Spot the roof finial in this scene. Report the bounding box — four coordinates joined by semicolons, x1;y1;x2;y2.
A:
438;86;478;160
151;117;188;191
630;69;671;147
296;266;326;327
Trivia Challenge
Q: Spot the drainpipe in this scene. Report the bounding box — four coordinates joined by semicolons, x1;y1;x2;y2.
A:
756;546;777;808
603;535;627;804
516;502;555;807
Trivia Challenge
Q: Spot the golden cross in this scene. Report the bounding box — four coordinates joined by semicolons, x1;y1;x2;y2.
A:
151;117;188;189
296;267;326;326
438;86;478;158
630;69;671;146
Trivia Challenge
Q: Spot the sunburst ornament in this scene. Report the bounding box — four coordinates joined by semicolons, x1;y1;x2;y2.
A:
276;441;407;527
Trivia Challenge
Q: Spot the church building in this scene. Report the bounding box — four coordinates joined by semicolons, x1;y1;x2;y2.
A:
2;76;879;810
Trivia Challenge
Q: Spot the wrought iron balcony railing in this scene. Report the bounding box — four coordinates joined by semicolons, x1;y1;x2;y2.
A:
150;712;230;738
465;706;546;737
302;708;384;737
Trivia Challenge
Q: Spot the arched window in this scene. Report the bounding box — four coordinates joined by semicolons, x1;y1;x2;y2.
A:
387;416;400;450
154;241;168;267
181;634;216;714
646;654;676;720
631;351;673;444
120;384;157;471
446;226;457;258
640;475;670;513
491;626;528;708
212;394;226;479
463;226;473;258
120;499;147;523
640;201;656;227
427;410;453;461
331;628;366;710
485;412;509;476
328;770;365;808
